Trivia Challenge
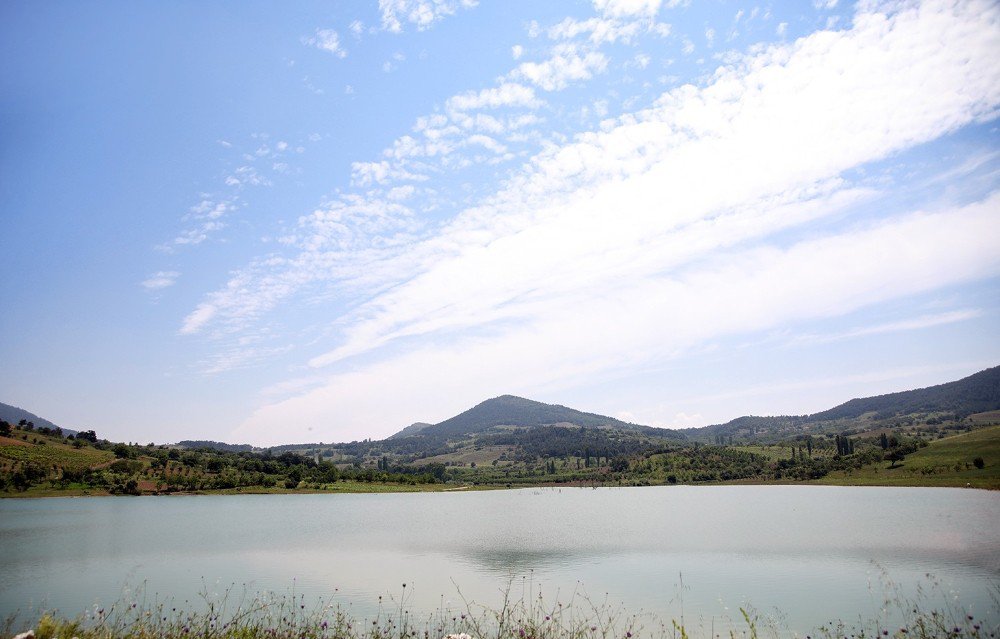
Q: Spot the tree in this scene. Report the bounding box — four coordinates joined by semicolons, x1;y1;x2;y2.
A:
973;457;985;469
0;420;11;437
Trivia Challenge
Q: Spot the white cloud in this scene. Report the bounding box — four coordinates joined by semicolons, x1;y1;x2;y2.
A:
512;44;524;60
513;46;609;91
181;303;217;335
227;165;271;188
303;29;347;58
592;0;662;18
142;271;180;291
380;0;478;33
548;17;646;45
446;83;541;112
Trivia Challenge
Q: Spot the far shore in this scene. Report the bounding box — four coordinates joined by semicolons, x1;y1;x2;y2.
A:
3;475;996;499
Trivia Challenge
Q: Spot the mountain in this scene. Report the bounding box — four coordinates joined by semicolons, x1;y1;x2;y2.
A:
0;401;72;434
387;422;434;440
807;365;1000;422
394;394;684;440
685;365;1000;442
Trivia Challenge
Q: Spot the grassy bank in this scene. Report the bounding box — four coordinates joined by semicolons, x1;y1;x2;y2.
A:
809;426;1000;489
3;580;996;639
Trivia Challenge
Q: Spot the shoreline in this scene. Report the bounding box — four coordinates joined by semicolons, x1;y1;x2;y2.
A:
3;477;996;498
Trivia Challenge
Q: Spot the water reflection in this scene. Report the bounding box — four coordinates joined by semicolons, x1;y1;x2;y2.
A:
1;486;997;634
460;547;589;574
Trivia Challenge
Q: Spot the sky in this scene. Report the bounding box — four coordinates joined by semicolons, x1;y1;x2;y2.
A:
1;0;998;446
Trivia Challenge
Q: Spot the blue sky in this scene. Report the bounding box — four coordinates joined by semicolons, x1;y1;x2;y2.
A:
1;0;998;446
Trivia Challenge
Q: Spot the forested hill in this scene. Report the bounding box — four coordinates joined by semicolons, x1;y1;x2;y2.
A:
387;422;433;440
403;395;684;440
684;365;1000;442
0;402;71;434
808;365;1000;421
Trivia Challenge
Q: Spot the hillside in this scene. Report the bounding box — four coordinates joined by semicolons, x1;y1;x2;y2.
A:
685;365;1000;443
808;365;1000;421
387;422;433;440
0;401;71;434
401;395;684;440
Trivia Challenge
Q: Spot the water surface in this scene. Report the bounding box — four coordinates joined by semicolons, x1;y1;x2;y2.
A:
1;486;997;634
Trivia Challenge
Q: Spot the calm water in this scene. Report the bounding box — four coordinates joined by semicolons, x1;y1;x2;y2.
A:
1;486;998;635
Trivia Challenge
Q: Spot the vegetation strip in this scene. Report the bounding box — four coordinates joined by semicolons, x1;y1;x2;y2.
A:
3;580;996;639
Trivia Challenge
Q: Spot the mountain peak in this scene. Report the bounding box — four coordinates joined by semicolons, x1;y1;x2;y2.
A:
389;394;682;440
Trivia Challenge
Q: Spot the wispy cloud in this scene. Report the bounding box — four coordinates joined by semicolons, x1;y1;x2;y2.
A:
592;0;664;19
512;44;609;91
302;29;347;58
788;309;984;346
379;0;479;33
142;271;180;291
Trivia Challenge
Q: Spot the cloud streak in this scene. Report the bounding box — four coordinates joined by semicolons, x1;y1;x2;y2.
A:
161;0;1000;444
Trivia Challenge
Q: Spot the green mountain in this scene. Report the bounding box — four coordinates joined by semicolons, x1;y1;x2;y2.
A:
808;365;1000;421
387;422;434;440
0;401;71;434
395;394;684;440
684;365;1000;442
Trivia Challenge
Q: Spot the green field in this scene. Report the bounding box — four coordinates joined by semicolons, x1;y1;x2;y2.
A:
0;435;114;472
811;425;1000;489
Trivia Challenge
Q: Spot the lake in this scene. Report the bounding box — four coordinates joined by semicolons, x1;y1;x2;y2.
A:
1;486;997;635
